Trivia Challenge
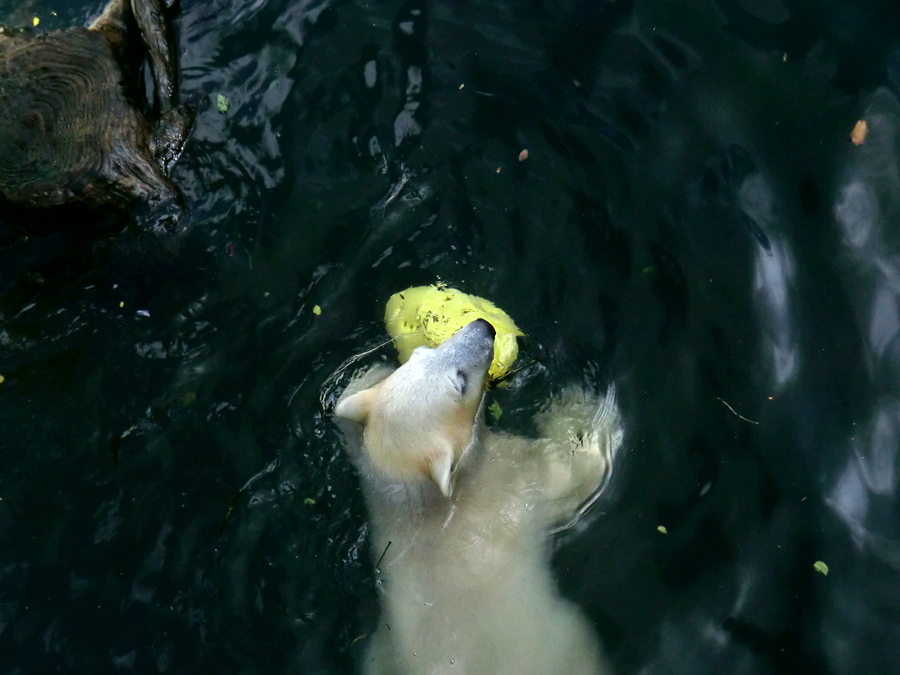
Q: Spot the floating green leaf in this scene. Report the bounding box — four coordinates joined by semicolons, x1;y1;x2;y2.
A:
304;497;316;506
657;525;667;534
488;401;503;420
216;93;229;113
813;561;829;576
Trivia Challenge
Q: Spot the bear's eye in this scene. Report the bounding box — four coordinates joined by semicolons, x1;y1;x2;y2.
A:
453;369;468;396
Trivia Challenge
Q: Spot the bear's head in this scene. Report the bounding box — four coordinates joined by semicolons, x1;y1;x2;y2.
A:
335;319;496;498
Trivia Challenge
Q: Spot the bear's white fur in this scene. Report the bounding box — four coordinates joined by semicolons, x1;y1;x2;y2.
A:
335;319;623;675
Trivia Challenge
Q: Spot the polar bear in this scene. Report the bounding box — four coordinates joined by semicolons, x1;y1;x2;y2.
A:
334;319;623;675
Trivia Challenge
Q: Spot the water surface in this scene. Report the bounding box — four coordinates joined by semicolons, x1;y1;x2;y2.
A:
1;0;900;673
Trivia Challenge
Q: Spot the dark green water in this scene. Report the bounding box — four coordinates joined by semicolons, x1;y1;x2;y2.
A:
2;0;900;673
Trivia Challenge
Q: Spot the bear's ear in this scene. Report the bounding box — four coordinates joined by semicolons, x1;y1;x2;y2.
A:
334;388;375;425
427;450;454;498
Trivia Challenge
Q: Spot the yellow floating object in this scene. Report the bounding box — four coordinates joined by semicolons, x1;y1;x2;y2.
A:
385;285;523;381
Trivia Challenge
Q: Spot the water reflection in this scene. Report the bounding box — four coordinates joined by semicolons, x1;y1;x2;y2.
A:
174;0;307;234
753;237;796;389
829;87;900;543
818;84;900;674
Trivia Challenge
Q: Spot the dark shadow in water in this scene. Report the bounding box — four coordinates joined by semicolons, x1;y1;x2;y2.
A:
2;0;900;673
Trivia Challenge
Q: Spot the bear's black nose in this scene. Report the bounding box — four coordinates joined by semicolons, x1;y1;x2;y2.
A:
472;318;496;337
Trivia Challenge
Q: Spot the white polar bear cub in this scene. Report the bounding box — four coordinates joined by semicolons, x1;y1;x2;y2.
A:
335;319;623;675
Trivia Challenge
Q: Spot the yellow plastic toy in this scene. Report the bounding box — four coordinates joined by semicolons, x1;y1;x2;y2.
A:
384;285;524;381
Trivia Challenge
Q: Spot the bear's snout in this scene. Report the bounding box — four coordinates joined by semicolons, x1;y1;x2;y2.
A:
468;318;496;338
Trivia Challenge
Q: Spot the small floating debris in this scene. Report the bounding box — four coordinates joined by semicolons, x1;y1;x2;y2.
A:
313;305;322;315
657;525;668;534
33;17;39;27
0;374;5;384
813;560;829;576
716;396;759;425
304;497;316;505
518;149;529;162
488;401;502;420
851;120;868;146
216;93;229;113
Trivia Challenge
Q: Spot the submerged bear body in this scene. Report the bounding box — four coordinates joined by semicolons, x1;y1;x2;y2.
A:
335;319;623;675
